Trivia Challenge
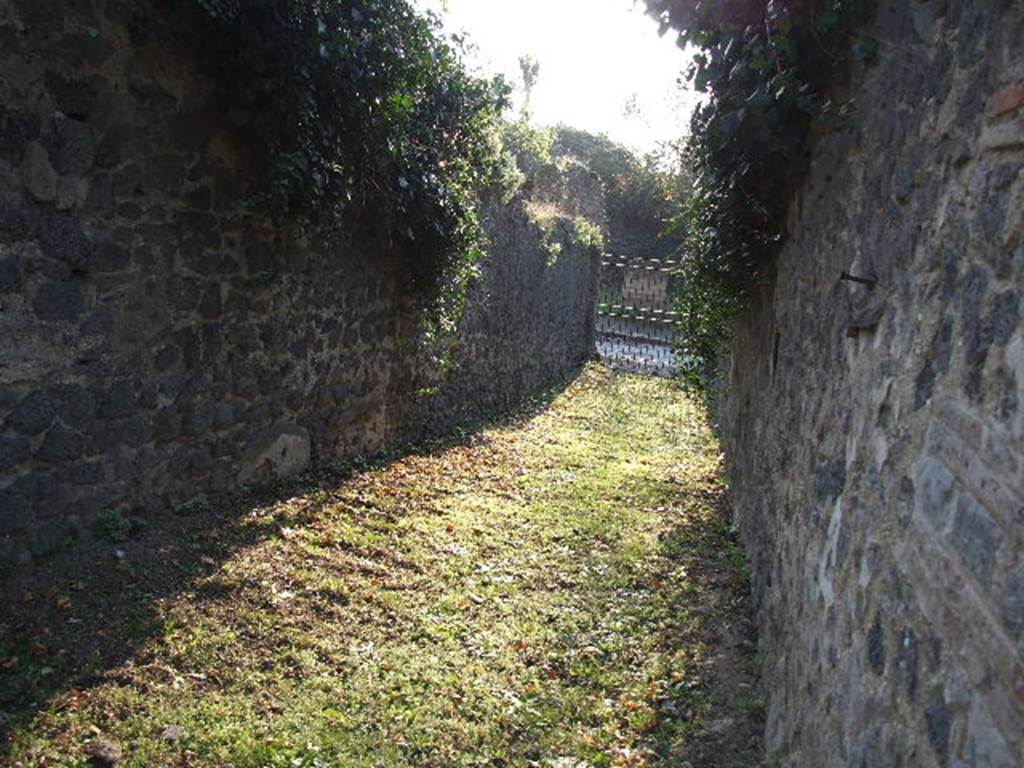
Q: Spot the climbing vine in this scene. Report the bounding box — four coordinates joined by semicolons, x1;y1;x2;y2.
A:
184;0;510;325
645;0;877;392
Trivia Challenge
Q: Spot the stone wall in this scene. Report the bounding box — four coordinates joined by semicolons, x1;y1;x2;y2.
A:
719;2;1024;766
394;195;600;437
395;164;604;435
0;0;601;565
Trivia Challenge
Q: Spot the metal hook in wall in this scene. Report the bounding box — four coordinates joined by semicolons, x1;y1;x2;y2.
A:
839;271;878;289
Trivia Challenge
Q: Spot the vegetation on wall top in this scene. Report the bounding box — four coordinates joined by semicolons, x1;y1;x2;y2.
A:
644;0;877;392
185;0;511;324
500;121;608;266
550;127;689;259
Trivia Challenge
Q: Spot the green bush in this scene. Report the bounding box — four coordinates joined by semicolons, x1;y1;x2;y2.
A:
551;127;688;258
571;217;605;254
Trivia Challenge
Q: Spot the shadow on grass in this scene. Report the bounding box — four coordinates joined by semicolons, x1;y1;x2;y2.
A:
0;367;582;751
642;489;763;768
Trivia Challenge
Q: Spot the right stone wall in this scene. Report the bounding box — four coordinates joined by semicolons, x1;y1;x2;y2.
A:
719;2;1024;766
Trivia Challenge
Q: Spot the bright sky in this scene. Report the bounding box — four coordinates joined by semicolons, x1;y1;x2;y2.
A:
414;0;698;155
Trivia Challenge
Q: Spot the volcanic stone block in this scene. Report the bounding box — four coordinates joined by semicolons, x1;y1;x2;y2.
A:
237;422;311;486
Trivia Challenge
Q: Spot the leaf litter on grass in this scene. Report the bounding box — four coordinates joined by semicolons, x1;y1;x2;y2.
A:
2;365;762;768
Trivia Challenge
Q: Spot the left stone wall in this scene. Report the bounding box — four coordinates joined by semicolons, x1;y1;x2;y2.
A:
0;0;601;565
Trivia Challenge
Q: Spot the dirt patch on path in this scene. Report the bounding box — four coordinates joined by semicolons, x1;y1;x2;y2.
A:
2;365;762;767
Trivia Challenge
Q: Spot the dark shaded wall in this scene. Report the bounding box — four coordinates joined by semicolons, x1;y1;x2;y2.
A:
719;2;1024;766
398;173;603;434
0;0;601;565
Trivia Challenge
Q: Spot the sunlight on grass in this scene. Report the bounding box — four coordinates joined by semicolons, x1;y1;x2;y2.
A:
2;365;759;768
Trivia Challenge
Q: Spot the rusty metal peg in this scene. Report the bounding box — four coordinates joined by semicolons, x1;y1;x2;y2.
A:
839;271;878;289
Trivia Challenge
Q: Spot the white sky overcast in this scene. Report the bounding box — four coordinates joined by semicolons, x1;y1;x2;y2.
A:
414;0;698;155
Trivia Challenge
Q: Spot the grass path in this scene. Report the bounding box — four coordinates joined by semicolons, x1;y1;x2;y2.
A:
2;366;762;767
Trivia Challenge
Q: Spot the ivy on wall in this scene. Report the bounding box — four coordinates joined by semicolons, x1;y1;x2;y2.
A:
184;0;510;327
644;0;877;393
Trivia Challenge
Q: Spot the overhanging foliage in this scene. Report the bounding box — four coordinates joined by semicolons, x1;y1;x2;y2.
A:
645;0;877;393
186;0;510;314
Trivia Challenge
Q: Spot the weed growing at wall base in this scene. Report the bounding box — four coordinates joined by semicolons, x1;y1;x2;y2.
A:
93;507;147;543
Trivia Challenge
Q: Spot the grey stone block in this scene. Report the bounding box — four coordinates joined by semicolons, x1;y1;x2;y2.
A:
47;118;96;175
0;487;34;534
0;253;22;292
80;304;117;336
894;627;919;701
0;434;30;472
152;407;182;443
197;283;222;320
89;242;131;273
85;172;114;211
32;280;89;323
20;141;57;201
990;290;1020;347
925;698;953;766
950;494;1001;587
153;346;180;372
867;615;886;675
814;459;847;502
66;460;102;485
37;424;87;463
181;402;214;438
1002;568;1024;640
43;71;97;120
56;176;89;211
7;391;57;436
237;422;311;485
97;381;136;419
915;455;955;529
120;413;152;448
0;198;40;243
